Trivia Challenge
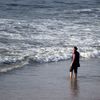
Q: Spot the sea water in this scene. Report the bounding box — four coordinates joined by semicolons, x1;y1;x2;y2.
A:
0;0;100;72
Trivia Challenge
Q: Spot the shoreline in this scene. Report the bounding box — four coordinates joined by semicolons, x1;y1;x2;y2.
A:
0;58;100;100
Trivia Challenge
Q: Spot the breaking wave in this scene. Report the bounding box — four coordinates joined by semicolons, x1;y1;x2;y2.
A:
0;46;100;72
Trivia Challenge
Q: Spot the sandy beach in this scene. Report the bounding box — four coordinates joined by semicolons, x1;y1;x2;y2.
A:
0;58;100;100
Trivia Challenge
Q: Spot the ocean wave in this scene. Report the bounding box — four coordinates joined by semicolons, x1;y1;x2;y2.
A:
1;3;53;9
0;61;28;73
80;50;100;58
70;8;100;14
0;18;100;72
28;47;100;63
0;47;100;72
0;47;100;64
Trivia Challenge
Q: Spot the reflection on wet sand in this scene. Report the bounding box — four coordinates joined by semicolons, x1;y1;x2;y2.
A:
69;79;80;98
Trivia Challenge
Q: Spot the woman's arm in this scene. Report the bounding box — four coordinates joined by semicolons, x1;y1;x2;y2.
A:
70;53;75;66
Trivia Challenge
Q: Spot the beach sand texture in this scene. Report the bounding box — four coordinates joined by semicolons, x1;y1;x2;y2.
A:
0;58;100;100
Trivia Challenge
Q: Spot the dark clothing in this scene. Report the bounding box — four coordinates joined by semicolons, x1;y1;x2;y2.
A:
70;66;78;73
70;51;80;73
72;51;80;67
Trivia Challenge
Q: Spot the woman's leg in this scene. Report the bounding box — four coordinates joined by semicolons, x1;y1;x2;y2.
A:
70;72;73;79
74;67;78;79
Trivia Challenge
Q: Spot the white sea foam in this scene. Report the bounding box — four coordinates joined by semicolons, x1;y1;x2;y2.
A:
0;47;99;73
28;47;100;63
1;47;99;64
80;50;100;58
0;0;100;73
0;61;28;73
73;8;92;12
0;18;100;73
28;47;71;63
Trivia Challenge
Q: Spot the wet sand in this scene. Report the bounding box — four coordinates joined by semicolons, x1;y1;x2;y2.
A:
0;59;100;100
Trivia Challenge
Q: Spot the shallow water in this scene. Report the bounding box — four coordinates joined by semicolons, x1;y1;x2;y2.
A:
0;59;100;100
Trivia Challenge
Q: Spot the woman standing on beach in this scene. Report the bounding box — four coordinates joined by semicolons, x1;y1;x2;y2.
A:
70;47;80;79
